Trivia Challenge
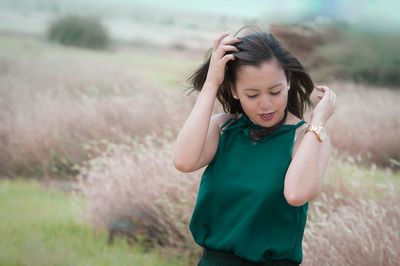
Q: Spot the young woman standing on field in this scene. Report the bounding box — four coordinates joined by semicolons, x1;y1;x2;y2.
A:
173;29;336;266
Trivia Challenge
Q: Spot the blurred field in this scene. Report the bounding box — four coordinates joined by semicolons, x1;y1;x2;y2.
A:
0;179;189;266
1;1;399;265
0;33;198;178
0;0;246;50
0;152;398;265
76;134;399;265
1;32;399;179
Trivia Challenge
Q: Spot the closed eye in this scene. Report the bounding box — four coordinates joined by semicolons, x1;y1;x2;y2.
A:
247;90;280;98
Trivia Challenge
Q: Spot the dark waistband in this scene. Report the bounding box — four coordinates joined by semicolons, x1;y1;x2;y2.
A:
202;247;299;266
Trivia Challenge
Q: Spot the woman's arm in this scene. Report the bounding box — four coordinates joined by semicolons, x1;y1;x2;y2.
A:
284;85;336;206
173;32;240;172
284;131;332;206
173;83;218;172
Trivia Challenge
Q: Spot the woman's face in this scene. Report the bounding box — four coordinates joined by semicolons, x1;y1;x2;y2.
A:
232;60;289;127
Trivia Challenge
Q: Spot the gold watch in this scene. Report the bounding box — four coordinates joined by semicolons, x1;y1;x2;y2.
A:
305;124;327;142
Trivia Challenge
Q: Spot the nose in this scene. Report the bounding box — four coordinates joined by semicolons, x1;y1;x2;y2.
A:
259;95;273;110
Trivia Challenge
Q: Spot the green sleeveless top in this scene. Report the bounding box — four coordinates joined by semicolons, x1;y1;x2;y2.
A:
189;113;308;264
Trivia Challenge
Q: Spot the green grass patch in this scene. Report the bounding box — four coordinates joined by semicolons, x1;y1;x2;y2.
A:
0;179;190;266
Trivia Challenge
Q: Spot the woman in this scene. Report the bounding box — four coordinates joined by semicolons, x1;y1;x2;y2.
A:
173;28;336;266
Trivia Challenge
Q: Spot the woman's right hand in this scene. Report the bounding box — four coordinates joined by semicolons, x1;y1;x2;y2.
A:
205;31;241;87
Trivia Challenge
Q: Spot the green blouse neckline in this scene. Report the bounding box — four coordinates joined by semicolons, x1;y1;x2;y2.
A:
220;113;306;148
238;113;304;129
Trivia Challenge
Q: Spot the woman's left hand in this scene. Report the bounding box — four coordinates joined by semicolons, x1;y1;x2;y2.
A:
311;85;336;126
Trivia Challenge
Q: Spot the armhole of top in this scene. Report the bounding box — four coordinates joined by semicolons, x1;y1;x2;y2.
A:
293;120;307;143
294;120;306;129
291;122;308;158
210;115;237;168
219;116;238;135
293;120;307;142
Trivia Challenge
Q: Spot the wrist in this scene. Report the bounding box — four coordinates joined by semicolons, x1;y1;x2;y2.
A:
310;116;325;126
201;81;219;98
305;124;327;142
204;80;220;89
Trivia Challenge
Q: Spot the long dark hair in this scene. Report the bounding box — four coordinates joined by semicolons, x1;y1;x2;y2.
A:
186;26;314;119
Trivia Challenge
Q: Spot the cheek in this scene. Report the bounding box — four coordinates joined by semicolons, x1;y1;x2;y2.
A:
239;98;257;112
281;90;289;101
239;98;253;109
275;94;288;108
280;94;288;103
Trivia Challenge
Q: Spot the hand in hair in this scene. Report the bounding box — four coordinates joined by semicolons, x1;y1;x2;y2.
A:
205;31;241;87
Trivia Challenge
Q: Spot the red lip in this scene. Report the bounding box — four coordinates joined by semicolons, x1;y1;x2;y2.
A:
259;112;275;121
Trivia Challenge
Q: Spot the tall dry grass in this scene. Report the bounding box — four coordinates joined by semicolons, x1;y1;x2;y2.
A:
321;80;400;168
304;195;399;266
76;135;203;257
2;33;399;265
0;53;194;178
303;156;399;266
76;133;400;265
1;33;399;179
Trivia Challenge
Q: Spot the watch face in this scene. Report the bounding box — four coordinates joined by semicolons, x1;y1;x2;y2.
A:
318;127;327;141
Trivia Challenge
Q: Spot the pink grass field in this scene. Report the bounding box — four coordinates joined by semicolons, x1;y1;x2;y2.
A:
1;33;399;265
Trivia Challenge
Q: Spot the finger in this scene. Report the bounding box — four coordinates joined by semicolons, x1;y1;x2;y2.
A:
320;86;331;97
331;91;337;104
314;87;325;99
316;89;325;98
213;31;231;51
319;88;330;102
221;36;242;45
315;86;330;91
328;90;333;100
315;85;330;93
216;45;239;57
221;53;235;65
317;88;325;95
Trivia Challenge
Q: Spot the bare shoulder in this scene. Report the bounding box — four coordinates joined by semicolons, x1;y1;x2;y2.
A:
284;112;302;126
285;112;307;132
212;112;238;128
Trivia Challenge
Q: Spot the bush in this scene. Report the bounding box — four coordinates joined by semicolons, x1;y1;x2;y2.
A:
310;23;400;88
271;23;400;88
47;15;110;49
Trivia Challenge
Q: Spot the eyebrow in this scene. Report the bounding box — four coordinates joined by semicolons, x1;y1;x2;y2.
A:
244;83;282;91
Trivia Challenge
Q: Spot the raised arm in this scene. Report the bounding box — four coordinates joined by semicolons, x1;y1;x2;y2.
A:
284;85;336;206
173;32;241;172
